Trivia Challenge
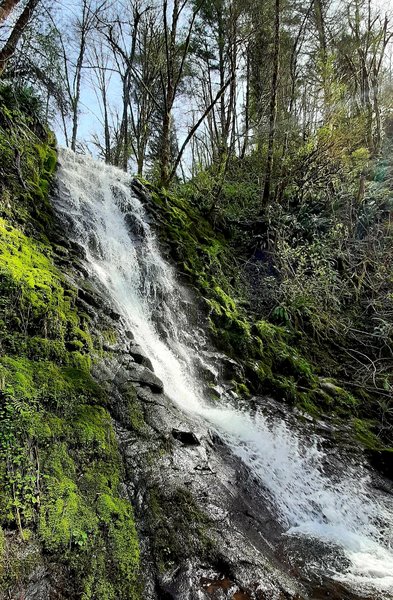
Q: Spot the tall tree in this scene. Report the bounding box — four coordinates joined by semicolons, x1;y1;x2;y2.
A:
157;0;200;186
192;0;242;168
262;0;281;205
101;1;146;171
334;0;392;154
69;0;104;151
89;39;112;163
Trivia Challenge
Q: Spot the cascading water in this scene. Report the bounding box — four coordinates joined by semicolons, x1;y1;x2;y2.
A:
55;149;393;598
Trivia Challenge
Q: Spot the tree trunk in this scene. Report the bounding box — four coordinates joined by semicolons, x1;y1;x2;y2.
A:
262;0;280;207
160;107;172;187
0;0;21;24
371;71;381;155
120;71;130;172
71;29;86;152
0;0;40;76
314;0;327;96
240;45;251;159
102;85;111;163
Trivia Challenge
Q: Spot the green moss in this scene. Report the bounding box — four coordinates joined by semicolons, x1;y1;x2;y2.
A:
0;356;101;410
148;485;214;574
101;328;118;345
231;381;250;397
72;405;114;450
0;101;141;598
121;383;145;432
353;418;384;450
296;394;320;417
0;98;57;231
38;445;98;551
0;218;81;339
95;494;140;588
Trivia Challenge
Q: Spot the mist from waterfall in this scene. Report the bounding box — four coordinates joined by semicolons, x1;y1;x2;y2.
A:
55;149;393;598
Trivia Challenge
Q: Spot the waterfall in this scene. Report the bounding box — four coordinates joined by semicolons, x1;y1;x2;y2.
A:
55;149;393;598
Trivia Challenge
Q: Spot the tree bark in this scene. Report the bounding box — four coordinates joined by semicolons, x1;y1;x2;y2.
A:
0;0;40;76
70;33;86;152
0;0;21;24
262;0;280;207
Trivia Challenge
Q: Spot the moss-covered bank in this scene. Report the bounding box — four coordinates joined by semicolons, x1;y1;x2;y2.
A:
0;89;140;598
136;180;386;453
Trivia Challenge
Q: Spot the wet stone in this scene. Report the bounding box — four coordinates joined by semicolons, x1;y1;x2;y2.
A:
122;363;164;393
129;343;154;371
172;429;200;446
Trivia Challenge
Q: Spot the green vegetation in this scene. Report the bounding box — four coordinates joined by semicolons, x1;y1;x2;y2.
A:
141;155;393;453
147;485;214;574
0;94;140;598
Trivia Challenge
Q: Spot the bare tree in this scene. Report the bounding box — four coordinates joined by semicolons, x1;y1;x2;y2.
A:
157;0;200;186
98;1;151;171
335;0;392;154
88;39;112;163
70;0;107;151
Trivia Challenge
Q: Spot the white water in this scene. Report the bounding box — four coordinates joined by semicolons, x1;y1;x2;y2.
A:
56;149;393;597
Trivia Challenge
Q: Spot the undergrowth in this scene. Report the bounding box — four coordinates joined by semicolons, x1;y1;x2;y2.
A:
140;179;388;453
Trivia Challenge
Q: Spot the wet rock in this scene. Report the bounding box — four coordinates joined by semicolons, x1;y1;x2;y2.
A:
129;343;154;370
102;342;124;353
68;239;87;259
122;363;164;393
23;565;51;600
74;297;98;319
78;287;103;309
209;431;225;446
53;243;70;258
124;213;148;240
172;429;200;446
72;259;90;278
367;448;393;481
50;231;71;249
78;286;122;321
109;309;122;321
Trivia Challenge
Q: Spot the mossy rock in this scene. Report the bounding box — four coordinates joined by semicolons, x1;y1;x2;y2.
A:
0;100;141;598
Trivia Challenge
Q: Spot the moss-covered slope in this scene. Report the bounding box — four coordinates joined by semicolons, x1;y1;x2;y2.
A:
134;180;385;452
0;92;140;599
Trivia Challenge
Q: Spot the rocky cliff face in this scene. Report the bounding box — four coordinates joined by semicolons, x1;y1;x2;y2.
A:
47;162;298;600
